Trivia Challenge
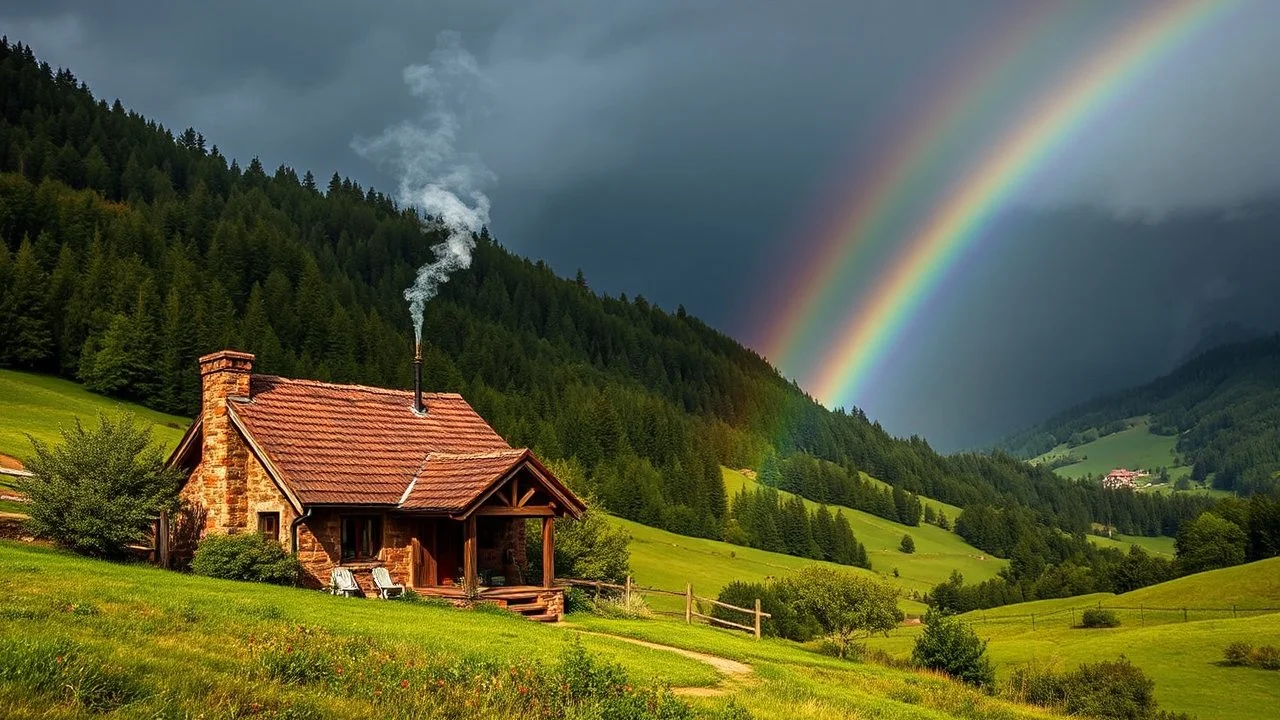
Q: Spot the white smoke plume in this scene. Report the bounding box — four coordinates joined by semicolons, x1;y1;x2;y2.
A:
353;31;495;343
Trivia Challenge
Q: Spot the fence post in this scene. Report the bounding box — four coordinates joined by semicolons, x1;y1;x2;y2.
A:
1071;608;1076;627
1140;604;1144;627
1232;604;1237;619
625;575;632;602
1031;613;1036;631
1183;607;1188;623
754;598;762;640
685;583;692;624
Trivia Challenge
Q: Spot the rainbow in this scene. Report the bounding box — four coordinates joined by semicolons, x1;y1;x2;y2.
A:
782;0;1237;408
759;2;1075;373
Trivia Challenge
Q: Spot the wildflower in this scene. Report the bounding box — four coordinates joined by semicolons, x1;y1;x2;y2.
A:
285;645;293;654
518;685;529;694
55;656;64;664
437;679;446;688
336;666;344;675
401;679;409;689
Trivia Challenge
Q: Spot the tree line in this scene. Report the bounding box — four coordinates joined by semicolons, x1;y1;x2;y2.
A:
0;38;1207;552
725;486;870;568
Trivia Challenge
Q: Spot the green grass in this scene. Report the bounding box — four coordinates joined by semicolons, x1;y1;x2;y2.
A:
1033;417;1184;480
0;370;188;463
0;540;1067;720
721;469;1004;600
615;516;927;615
1086;532;1176;557
866;559;1280;720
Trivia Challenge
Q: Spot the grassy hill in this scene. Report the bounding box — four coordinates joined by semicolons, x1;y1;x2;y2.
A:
1032;417;1186;480
721;469;1004;597
866;558;1280;720
0;370;188;464
0;540;1067;720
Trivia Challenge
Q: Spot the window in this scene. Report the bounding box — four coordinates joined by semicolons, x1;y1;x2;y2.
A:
257;512;280;542
341;516;383;561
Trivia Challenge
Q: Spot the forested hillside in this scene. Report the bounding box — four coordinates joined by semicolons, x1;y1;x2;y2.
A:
0;38;1207;550
999;336;1280;495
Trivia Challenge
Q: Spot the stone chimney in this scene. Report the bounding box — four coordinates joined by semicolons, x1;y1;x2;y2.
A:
198;350;255;531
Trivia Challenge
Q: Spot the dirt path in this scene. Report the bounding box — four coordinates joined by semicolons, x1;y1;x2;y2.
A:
563;627;752;696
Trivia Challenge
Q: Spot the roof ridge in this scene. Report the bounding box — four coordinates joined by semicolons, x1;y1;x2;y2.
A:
253;374;464;399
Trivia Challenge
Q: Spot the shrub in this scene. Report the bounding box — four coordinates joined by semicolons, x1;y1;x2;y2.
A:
590;592;653;620
899;534;916;554
20;413;183;559
526;504;630;584
1223;641;1253;666
714;580;809;640
776;566;902;658
191;532;301;585
911;610;995;688
1006;657;1169;719
1252;645;1280;670
1060;657;1157;720
563;586;591;614
1080;607;1121;628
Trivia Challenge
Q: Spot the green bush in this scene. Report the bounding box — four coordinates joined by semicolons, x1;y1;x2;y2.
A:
1080;607;1121;628
899;534;915;554
714;580;814;641
1223;641;1253;666
911;610;995;688
20;413;183;559
191;532;301;585
775;566;902;659
1061;658;1157;720
589;592;653;620
1254;645;1280;670
1006;657;1167;720
526;505;630;584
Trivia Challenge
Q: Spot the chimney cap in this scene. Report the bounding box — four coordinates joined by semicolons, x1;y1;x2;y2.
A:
198;349;256;375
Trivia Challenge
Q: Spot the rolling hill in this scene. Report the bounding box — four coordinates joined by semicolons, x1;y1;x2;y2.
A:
866;558;1280;720
1000;336;1280;495
0;539;1069;720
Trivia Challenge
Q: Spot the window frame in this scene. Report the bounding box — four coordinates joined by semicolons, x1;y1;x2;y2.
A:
340;515;383;562
257;511;280;542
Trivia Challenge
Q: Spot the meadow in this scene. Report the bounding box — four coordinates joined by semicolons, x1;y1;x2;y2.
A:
721;468;1005;598
0;370;187;464
0;540;1068;720
1032;418;1186;480
865;558;1280;720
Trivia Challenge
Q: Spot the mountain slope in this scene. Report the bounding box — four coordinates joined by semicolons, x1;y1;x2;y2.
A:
1000;336;1280;494
0;37;1206;546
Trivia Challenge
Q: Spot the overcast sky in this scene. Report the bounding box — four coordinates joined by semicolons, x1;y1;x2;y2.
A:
6;0;1280;449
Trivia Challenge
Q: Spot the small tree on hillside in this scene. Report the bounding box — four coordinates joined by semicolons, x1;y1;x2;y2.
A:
912;610;995;688
20;413;182;559
777;566;902;658
899;533;916;554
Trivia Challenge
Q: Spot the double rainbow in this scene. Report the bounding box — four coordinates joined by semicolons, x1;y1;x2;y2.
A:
761;0;1237;409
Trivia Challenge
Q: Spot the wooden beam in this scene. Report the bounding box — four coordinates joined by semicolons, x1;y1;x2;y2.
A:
427;521;437;587
510;476;519;506
472;505;555;517
517;487;537;507
464;515;477;593
541;516;554;589
410;536;421;588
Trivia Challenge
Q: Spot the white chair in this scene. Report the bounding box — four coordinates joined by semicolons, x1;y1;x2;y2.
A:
371;566;404;599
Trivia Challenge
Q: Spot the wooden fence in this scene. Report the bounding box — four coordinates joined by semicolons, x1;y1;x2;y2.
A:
961;600;1280;631
559;577;771;639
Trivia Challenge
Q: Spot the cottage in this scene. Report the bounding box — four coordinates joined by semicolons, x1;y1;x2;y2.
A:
166;350;585;620
1102;468;1148;490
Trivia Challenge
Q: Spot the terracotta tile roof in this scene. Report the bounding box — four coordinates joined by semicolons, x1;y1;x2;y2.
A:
400;449;531;511
231;375;512;505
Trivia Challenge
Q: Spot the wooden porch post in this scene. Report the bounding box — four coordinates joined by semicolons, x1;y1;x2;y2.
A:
541;516;555;588
464;515;477;593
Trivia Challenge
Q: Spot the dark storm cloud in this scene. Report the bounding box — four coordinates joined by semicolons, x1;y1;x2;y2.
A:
5;1;1280;449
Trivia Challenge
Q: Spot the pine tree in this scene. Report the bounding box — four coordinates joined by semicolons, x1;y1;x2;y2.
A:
3;237;54;367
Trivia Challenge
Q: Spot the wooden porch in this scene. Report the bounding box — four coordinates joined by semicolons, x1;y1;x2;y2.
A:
400;457;573;621
411;584;562;622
